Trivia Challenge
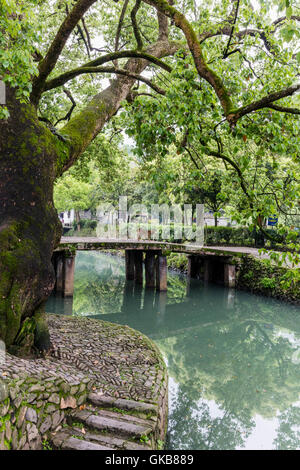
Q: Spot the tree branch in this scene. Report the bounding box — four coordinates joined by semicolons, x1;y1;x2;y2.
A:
229;83;300;124
76;22;91;58
110;69;166;95
115;0;130;54
81;17;105;54
267;104;300;115
201;145;251;201
131;0;143;50
44;50;172;91
272;15;300;30
31;0;98;105
144;0;233;116
200;14;299;54
199;12;300;54
185;146;200;169
52;65;166;95
223;0;240;59
54;87;77;126
56;38;179;174
200;25;274;52
157;3;169;41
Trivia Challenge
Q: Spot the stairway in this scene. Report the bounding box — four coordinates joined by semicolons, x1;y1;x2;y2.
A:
50;393;158;450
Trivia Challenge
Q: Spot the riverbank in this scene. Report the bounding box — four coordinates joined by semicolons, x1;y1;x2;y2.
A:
0;315;168;450
167;252;300;304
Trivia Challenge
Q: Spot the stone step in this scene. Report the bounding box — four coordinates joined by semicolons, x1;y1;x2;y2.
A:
51;431;113;450
52;428;151;450
61;436;113;451
88;393;158;415
85;407;157;427
70;409;154;439
58;426;151;451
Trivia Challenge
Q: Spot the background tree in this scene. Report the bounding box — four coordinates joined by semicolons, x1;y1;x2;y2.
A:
185;171;229;227
54;174;94;230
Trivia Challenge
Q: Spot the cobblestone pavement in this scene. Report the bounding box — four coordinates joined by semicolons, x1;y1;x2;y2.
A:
48;314;166;403
0;314;167;403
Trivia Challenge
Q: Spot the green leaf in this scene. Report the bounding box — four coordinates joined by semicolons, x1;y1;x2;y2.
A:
286;6;292;18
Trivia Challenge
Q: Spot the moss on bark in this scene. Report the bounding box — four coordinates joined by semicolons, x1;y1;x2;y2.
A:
33;307;51;353
0;87;62;355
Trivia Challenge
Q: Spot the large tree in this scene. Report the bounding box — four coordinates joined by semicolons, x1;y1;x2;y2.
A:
0;0;299;355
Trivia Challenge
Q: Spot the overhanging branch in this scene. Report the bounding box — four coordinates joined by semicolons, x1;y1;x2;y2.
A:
56;38;179;174
44;50;172;91
267;104;300;115
144;0;233;116
200;145;251;201
49;66;166;95
199;12;300;53
229;83;300;124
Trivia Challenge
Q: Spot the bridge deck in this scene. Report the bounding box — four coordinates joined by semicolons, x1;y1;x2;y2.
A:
58;237;263;259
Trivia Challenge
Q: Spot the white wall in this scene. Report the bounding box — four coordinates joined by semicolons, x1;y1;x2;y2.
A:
59;209;75;226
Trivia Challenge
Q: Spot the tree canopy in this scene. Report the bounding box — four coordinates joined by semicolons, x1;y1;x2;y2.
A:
2;0;299;244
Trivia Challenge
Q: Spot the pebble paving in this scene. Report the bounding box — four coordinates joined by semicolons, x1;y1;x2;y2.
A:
47;314;166;403
0;314;166;403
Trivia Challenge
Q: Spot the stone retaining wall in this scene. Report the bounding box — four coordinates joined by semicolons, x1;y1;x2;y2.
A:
0;359;93;450
237;256;300;304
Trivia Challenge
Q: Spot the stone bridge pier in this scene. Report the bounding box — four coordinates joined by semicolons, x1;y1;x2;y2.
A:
52;248;168;297
125;250;167;291
187;254;237;288
52;250;76;297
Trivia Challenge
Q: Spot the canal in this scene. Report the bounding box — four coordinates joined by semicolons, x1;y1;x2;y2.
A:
46;251;300;450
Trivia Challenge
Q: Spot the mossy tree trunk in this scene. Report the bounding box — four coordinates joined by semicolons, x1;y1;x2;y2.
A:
0;87;62;355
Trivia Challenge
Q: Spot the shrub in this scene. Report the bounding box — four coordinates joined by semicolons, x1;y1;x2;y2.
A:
167;253;188;272
259;277;277;289
204;226;252;246
243;270;254;280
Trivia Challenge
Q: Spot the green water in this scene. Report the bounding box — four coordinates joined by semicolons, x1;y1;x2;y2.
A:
46;251;300;450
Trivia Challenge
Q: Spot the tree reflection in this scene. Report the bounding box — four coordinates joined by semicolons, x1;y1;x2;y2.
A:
73;252;125;315
158;295;300;449
274;406;300;450
167;387;255;450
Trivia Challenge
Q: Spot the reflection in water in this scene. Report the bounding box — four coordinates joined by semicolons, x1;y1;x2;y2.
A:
46;251;300;450
46;295;73;315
